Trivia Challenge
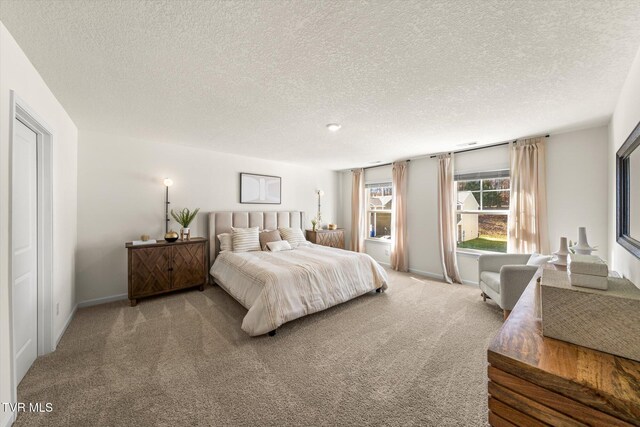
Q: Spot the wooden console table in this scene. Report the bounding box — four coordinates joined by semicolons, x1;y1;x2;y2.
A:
126;238;208;306
487;266;640;426
305;229;345;249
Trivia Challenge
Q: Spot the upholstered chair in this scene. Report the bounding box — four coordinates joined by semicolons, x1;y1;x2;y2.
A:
478;254;537;320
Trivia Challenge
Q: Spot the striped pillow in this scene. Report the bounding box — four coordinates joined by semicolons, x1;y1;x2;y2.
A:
278;227;307;248
231;227;260;252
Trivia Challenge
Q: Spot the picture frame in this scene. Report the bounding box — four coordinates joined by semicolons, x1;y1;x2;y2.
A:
240;173;282;204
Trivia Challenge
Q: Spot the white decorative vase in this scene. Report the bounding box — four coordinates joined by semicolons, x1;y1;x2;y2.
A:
180;227;191;241
553;237;570;266
571;226;596;255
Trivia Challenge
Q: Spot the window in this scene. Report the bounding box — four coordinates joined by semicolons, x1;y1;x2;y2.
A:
366;182;392;240
455;170;510;253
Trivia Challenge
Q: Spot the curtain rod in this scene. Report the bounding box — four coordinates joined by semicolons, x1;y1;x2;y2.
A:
355;159;411;172
428;134;550;159
346;133;549;172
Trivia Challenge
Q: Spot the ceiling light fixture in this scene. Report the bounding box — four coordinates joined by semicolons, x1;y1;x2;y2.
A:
326;123;341;132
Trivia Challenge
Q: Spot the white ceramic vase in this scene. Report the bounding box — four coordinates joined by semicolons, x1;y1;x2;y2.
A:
553;237;570;266
571;226;596;255
181;227;191;240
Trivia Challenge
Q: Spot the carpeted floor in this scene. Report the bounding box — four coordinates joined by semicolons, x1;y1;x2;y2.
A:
16;269;503;426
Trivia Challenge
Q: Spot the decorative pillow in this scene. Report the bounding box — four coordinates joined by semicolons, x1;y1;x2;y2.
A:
231;226;261;252
259;229;282;251
266;240;292;252
278;227;307;247
526;253;553;266
217;233;232;252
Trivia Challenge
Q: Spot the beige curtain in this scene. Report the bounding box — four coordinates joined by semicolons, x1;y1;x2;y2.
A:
508;137;549;254
351;168;365;252
437;153;462;284
391;161;409;271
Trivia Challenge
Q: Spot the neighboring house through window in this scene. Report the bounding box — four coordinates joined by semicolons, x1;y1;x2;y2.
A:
366;182;393;240
455;170;510;252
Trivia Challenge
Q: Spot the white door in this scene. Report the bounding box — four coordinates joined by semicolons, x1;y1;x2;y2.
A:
12;118;38;384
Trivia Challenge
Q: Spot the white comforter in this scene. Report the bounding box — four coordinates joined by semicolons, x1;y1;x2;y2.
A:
210;244;388;336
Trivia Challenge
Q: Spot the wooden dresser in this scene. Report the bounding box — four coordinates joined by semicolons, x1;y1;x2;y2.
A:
487;266;640;426
306;229;345;249
125;237;208;306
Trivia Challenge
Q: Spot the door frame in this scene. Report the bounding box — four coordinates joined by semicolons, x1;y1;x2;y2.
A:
8;91;54;404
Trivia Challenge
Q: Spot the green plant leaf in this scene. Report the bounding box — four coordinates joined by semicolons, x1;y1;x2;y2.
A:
170;207;200;227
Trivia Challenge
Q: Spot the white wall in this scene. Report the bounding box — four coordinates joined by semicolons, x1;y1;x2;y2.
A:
339;126;610;286
547;126;609;260
0;22;78;426
608;45;640;288
76;131;339;304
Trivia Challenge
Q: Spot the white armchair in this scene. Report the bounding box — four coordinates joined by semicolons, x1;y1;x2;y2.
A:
478;254;537;319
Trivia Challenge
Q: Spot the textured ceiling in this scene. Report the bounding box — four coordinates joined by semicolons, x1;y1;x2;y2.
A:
2;0;640;170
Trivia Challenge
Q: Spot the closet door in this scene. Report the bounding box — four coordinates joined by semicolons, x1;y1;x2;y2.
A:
12;119;38;384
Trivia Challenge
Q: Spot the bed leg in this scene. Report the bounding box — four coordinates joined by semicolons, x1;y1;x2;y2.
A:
376;288;382;293
268;330;277;337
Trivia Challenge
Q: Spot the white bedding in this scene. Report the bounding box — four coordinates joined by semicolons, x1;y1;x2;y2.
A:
210;244;388;336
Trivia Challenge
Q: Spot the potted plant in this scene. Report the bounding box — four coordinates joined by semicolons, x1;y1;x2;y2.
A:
171;207;200;240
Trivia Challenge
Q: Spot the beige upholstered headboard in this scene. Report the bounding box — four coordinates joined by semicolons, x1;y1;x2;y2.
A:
208;211;305;266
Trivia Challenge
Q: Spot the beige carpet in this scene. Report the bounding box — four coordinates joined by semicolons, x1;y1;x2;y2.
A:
16;269;503;426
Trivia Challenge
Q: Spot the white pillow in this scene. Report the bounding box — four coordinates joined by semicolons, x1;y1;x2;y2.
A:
527;253;553;266
266;240;292;252
278;227;307;248
231;226;260;252
217;233;233;252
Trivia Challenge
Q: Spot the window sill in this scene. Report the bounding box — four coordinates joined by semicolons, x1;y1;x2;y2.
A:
456;248;506;257
365;238;392;245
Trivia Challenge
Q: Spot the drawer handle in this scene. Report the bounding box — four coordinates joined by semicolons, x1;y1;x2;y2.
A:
168;267;174;271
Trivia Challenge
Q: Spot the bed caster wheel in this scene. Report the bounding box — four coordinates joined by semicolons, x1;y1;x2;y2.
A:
268;330;277;337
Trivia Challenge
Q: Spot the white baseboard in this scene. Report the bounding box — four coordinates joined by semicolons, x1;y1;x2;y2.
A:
77;293;127;308
55;304;77;348
461;279;479;287
408;268;479;287
408;268;444;281
2;407;16;427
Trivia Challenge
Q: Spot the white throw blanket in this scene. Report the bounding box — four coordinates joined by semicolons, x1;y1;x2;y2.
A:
210;244;388;336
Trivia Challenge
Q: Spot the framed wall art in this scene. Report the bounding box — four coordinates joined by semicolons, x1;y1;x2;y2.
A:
240;173;281;204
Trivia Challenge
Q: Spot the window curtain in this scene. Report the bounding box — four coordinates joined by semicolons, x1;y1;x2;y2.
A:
437;153;462;284
508;137;549;254
391;161;409;272
351;168;365;252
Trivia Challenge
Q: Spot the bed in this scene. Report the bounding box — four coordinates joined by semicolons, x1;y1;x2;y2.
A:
208;211;388;336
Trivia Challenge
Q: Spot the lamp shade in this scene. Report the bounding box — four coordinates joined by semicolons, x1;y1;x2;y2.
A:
163;178;174;187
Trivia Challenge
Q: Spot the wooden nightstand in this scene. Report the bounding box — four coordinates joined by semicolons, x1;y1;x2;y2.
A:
306;229;345;249
125;237;208;306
